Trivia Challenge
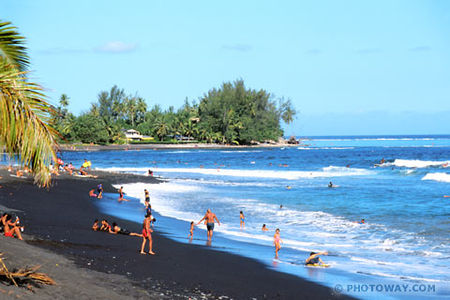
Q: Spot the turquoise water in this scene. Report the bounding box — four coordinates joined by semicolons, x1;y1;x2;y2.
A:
60;135;450;299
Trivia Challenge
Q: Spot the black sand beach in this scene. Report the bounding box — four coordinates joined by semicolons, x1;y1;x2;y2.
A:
0;168;353;299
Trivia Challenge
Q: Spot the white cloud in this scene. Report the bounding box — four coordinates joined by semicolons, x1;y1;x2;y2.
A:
95;41;138;53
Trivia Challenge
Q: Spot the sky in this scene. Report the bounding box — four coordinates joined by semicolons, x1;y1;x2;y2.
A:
3;0;450;136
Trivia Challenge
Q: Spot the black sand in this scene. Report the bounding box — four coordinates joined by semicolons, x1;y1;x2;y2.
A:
0;169;353;299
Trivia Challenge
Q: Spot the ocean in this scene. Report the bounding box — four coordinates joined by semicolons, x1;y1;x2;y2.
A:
60;135;450;299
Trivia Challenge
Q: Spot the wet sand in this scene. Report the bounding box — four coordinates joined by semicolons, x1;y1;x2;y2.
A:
0;168;352;299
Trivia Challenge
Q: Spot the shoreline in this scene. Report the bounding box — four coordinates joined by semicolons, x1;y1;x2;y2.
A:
0;168;352;299
58;142;298;152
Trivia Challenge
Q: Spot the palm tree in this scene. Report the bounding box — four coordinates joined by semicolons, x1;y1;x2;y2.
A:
0;21;58;187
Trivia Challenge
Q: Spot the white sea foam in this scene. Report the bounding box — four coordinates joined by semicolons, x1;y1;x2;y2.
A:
98;166;373;180
384;159;449;168
297;147;355;150
422;172;450;183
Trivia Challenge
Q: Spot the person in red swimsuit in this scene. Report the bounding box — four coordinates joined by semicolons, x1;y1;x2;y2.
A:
140;213;155;255
2;214;23;240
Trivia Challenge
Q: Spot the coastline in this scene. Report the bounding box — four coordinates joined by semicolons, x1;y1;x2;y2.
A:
0;168;352;299
58;142;298;152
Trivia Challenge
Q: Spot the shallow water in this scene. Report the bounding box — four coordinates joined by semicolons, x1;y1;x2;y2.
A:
60;135;450;299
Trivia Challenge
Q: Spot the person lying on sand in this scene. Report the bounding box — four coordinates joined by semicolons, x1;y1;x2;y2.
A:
305;252;328;266
89;189;97;197
2;214;23;240
110;222;142;237
141;213;155;255
92;219;99;231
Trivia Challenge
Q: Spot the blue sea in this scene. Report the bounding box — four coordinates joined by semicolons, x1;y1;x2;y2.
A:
60;135;450;299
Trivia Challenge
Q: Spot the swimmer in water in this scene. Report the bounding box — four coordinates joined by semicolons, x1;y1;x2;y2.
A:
286;185;291;190
305;251;328;266
240;211;245;229
262;224;269;231
328;181;333;188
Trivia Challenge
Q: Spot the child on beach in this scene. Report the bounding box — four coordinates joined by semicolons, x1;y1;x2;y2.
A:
2;214;23;240
118;186;129;202
141;213;155;255
188;221;194;239
240;211;245;229
274;228;282;258
144;189;150;207
97;184;103;199
305;252;328;266
92;219;99;231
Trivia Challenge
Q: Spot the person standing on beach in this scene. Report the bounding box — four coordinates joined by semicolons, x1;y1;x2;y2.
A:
97;184;103;199
141;213;155;255
188;221;194;239
197;209;220;241
240;211;245;229
144;189;150;207
274;228;282;258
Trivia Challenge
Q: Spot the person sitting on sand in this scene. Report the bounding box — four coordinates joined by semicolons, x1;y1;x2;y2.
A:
97;184;103;199
274;228;282;258
92;219;99;231
100;219;111;232
305;252;328;266
188;221;194;239
262;224;269;231
140;213;155;255
16;169;24;177
240;211;245;229
110;222;142;237
197;209;220;241
89;189;97;197
3;214;23;240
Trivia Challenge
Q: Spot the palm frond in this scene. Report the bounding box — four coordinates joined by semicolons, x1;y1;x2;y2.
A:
0;21;29;71
0;58;58;187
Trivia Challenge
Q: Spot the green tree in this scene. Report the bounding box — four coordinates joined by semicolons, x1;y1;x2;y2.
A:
72;113;110;144
0;21;58;186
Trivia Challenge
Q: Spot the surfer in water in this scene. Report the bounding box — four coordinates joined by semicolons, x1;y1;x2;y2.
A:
305;251;328;266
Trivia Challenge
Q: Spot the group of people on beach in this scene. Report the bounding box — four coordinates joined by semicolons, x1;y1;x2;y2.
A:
88;179;329;266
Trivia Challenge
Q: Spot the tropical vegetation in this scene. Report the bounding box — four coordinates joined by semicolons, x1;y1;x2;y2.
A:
53;80;296;145
0;21;58;186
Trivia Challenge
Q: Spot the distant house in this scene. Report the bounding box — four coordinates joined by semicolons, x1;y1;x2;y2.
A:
124;129;143;141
